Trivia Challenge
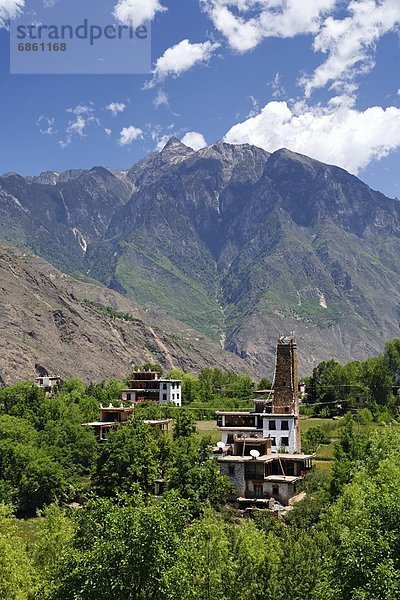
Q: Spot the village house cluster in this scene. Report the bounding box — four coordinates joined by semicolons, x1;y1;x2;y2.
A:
36;336;313;507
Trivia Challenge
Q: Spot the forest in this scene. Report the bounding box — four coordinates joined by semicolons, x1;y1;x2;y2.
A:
1;341;400;599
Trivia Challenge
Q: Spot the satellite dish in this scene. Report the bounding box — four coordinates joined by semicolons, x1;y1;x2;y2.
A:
250;449;260;458
217;441;226;449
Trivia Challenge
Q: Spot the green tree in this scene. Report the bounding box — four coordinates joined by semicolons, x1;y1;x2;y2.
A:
0;382;45;423
0;504;36;598
95;418;159;495
167;437;233;515
173;409;196;439
49;494;190;600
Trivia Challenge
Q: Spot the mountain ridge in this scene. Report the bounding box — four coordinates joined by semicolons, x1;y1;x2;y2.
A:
1;139;400;374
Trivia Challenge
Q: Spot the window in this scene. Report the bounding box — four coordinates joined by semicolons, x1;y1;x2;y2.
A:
227;434;234;444
163;383;167;390
281;420;289;430
281;437;289;447
254;484;263;498
163;393;167;401
228;465;235;476
268;420;276;430
176;394;180;400
271;437;276;446
272;484;279;497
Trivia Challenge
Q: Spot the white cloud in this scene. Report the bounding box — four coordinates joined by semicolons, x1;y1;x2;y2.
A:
181;131;208;150
59;104;98;148
301;0;400;96
113;0;166;28
106;102;126;116
37;115;56;135
153;89;169;109
105;128;112;136
0;0;24;28
224;97;400;174
118;125;143;145
148;39;220;86
200;0;336;52
270;72;286;99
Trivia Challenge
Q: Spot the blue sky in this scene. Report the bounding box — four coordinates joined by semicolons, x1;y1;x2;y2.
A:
0;0;400;198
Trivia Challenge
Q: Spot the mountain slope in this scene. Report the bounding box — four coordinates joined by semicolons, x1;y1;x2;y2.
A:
0;246;253;384
1;140;400;373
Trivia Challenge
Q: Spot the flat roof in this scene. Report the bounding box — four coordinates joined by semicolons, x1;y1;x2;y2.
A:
216;411;297;417
264;475;301;483
143;419;172;425
217;453;313;463
101;407;133;411
218;455;274;463
216;411;253;415
121;388;160;392
276;453;314;460
217;427;259;431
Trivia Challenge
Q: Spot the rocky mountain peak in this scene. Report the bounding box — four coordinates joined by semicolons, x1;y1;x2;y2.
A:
160;137;195;165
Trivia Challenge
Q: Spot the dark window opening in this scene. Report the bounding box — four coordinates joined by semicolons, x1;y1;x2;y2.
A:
281;420;289;430
268;420;276;430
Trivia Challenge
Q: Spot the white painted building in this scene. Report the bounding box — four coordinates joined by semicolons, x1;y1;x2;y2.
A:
216;410;298;453
35;376;61;395
121;371;182;407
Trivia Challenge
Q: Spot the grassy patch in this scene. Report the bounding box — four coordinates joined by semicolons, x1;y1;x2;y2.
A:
196;420;220;444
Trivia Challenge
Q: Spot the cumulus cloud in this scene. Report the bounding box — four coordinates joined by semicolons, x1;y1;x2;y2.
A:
113;0;166;28
181;131;208;150
202;2;400;96
118;125;143;145
224;97;400;174
147;39;220;87
200;0;336;52
301;0;400;96
0;0;24;28
60;104;98;148
106;102;126;116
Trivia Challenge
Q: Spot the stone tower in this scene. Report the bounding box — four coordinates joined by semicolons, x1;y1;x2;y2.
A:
272;336;301;450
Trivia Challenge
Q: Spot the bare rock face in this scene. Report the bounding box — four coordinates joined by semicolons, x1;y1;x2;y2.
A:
0;247;253;384
1;139;400;376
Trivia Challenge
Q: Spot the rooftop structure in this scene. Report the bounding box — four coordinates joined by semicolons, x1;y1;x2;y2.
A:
83;403;134;441
83;402;172;441
121;370;182;407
